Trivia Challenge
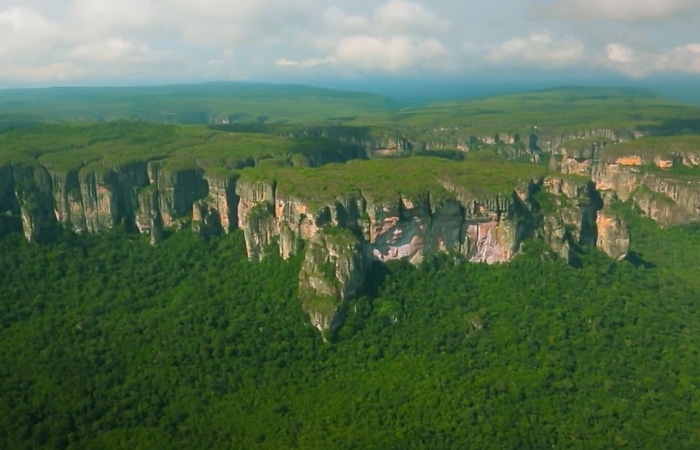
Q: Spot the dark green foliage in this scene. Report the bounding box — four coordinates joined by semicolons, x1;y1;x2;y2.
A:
0;121;370;179
240;155;546;208
1;212;700;448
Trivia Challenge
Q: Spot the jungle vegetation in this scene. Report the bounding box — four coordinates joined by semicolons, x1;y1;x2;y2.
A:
0;206;699;449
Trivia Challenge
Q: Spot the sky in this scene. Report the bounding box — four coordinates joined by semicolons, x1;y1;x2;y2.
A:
1;0;700;87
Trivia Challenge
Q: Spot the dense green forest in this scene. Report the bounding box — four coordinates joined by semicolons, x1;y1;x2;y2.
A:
1;204;699;449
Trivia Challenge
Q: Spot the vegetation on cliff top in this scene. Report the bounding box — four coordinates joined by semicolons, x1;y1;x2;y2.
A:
0;121;363;172
599;135;700;160
2;87;699;190
357;87;700;136
239;154;546;207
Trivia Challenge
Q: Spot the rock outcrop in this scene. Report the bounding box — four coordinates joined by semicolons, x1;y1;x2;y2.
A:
593;145;700;227
0;160;241;243
235;172;628;332
0;153;663;336
12;163;57;242
542;135;700;229
600;172;700;227
9;127;696;334
540;176;629;261
299;228;366;334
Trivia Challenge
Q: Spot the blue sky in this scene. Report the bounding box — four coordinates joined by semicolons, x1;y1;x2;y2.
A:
1;0;699;86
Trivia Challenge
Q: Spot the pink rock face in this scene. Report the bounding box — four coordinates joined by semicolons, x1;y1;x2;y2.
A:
465;221;514;264
370;217;429;264
275;198;318;240
372;231;425;263
367;200;433;264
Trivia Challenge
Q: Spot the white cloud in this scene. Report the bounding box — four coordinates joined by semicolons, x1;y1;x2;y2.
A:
664;44;700;73
277;36;450;73
0;0;699;85
374;0;451;35
604;42;700;77
605;43;635;64
0;7;61;58
536;0;700;22
279;1;452;74
335;36;449;72
0;0;318;83
323;7;369;33
487;32;586;68
67;0;316;46
69;38;170;64
69;0;156;35
276;57;337;68
321;0;449;35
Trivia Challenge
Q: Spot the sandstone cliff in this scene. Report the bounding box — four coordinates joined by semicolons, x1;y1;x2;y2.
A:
234;166;628;331
549;137;700;227
540;176;629;261
298;228;365;334
8;128;694;335
0;159;241;243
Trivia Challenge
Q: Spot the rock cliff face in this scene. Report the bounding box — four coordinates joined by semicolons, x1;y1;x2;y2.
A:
235;173;628;331
7;126;693;334
548;142;700;227
540;177;629;261
0;164;22;236
303;126;640;162
596;203;630;261
299;229;366;333
0;152;632;332
594;162;700;227
0;160;240;243
12;163;57;241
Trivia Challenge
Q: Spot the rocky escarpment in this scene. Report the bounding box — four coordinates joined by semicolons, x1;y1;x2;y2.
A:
10;163;57;241
546;137;700;227
0;131;368;243
593;153;700;227
291;126;413;158
299;229;366;334
236;171;629;332
0;153;635;335
213;124;652;172
0;164;22;236
540;177;629;261
2;128;669;335
0;159;239;243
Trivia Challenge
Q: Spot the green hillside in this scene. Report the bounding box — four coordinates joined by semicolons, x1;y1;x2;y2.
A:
355;86;700;139
0;83;394;125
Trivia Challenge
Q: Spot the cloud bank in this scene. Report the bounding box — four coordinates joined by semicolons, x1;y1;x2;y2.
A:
535;0;700;22
0;0;697;85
